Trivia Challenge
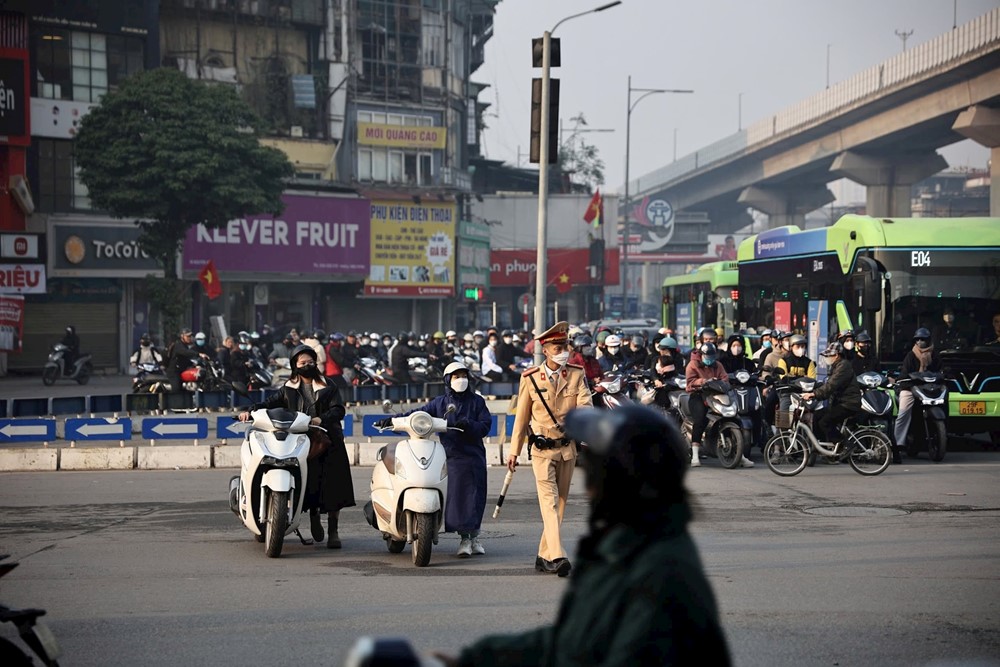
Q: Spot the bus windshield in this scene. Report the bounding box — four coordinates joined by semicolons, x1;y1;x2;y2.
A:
878;249;1000;361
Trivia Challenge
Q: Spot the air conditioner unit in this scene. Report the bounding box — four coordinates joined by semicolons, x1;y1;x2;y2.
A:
8;175;34;215
290;125;303;137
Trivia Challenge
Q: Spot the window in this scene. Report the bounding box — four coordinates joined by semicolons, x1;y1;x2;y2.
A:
34;29;144;102
33;139;90;212
356;110;438;185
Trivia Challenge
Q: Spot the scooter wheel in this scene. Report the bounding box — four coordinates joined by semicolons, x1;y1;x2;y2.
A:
42;366;59;386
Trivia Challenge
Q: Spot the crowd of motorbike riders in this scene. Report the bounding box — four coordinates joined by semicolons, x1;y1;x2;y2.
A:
123;318;970;467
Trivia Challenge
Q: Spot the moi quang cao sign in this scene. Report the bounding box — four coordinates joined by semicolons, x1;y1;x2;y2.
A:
357;122;447;150
183;195;371;276
365;200;455;298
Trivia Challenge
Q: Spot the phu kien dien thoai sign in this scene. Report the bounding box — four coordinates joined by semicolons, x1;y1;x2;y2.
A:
357;122;447;150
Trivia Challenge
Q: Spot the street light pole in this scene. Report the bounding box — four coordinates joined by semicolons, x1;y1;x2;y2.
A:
621;80;693;315
533;1;621;366
826;43;831;89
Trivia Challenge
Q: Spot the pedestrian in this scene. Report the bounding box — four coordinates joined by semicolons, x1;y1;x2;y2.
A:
508;321;593;577
380;361;492;556
436;405;731;667
237;344;355;548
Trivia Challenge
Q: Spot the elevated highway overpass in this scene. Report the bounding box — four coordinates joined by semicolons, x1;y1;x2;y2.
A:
625;8;1000;235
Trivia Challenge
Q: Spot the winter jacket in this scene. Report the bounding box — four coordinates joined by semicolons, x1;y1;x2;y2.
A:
569;351;602;383
777;354;816;379
456;506;731;667
684;358;729;393
900;345;942;376
812;357;862;409
721;351;756;374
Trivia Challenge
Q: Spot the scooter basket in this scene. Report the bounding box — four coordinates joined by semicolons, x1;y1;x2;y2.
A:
774;410;794;429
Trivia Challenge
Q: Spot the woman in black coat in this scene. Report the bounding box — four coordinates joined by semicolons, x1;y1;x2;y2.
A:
240;344;355;548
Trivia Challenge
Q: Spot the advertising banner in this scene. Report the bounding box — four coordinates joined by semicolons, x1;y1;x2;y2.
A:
0;294;25;352
774;301;792;332
0;50;30;145
489;248;620;287
357;122;447;150
183;195;370;275
0;264;45;294
364;200;456;298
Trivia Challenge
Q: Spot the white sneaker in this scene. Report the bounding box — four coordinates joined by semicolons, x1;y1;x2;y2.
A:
457;538;473;558
690;445;701;467
471;538;485;556
739;456;755;468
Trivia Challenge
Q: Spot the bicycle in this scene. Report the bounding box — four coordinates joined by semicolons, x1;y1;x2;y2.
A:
764;375;892;476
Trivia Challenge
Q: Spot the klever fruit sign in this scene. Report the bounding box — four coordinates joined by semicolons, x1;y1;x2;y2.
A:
364;200;456;297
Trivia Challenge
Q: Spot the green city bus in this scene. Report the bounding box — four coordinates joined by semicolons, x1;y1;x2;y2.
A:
737;215;1000;437
661;261;738;351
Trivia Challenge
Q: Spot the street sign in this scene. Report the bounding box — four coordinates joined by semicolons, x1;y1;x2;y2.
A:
518;292;534;315
141;417;208;440
0;418;55;442
216;417;249;440
65;418;131;441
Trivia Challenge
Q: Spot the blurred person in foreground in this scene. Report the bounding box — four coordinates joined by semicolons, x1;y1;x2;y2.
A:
436;405;730;667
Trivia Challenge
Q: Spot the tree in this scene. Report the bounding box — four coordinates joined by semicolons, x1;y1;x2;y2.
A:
559;112;606;192
75;67;294;338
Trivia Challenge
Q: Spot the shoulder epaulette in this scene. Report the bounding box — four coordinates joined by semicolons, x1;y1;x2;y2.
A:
523;366;540;376
566;363;584;369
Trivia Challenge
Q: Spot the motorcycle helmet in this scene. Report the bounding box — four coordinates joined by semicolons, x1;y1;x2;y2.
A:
194;332;207;347
913;327;932;349
443;361;467;377
658;336;678;350
463;332;475;343
312;329;326;344
699;342;718;366
140;333;151;346
838;329;855;341
250;331;260;342
289;344;318;372
331;332;346;342
595;329;611;346
473;330;485;339
565;406;689;530
789;334;806;346
630;334;644;347
397;331;409;343
432;331;445;341
573;334;594;355
605;334;622;354
66;325;76;335
856;331;872;343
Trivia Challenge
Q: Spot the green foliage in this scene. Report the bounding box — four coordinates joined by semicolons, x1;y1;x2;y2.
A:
74;67;294;338
559;112;606;192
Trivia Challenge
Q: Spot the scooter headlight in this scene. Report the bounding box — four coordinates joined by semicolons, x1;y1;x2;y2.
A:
735;371;750;384
410;413;434;438
603;378;621;394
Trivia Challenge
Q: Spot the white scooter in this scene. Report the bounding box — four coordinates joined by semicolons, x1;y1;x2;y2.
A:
364;403;454;567
228;406;320;557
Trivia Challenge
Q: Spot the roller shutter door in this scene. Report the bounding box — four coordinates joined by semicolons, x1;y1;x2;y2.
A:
9;302;119;372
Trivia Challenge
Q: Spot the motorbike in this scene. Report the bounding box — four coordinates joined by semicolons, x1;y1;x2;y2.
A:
131;356;227;394
228;403;320;557
246;356;273;391
344;637;441;667
269;357;291;387
0;555;62;666
353;356;397;386
728;369;768;454
41;344;92;386
131;362;169;394
895;370;949;462
857;371;894;437
677;378;745;468
592;370;635;410
364;402;453;567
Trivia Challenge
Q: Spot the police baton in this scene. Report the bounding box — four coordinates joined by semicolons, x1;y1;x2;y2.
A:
492;469;514;519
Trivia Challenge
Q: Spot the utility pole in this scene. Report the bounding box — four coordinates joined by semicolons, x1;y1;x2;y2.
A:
826;43;831;89
673;127;678;162
738;92;744;131
895;29;914;52
953;0;958;30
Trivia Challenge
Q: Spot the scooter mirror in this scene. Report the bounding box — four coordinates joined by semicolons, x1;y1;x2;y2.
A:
231;381;250;397
382;400;394;413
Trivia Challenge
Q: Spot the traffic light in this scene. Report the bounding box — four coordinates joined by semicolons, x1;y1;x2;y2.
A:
463;286;485;301
531;37;561;67
529;77;559;164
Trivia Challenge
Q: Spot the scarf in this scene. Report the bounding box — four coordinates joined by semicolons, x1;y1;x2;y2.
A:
912;343;933;372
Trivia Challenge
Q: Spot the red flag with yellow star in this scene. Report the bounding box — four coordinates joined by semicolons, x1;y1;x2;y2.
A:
583;190;602;229
198;260;222;300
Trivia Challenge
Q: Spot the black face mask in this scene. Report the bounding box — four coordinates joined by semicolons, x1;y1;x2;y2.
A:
660;354;671;364
297;363;320;379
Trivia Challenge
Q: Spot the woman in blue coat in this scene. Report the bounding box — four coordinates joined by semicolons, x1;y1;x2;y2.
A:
412;361;492;557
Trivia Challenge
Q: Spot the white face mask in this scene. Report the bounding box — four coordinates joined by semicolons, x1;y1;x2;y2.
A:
792;347;805;358
551;351;570;366
843;340;854;350
782;340;791;350
730;345;743;356
450;377;469;393
503;337;512;344
489;340;498;347
607;346;620;356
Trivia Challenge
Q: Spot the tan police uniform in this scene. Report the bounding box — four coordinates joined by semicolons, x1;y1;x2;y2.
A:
510;322;593;564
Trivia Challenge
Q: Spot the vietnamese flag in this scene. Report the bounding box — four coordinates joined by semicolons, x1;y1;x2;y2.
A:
198;260;222;300
549;271;572;294
583;190;602;228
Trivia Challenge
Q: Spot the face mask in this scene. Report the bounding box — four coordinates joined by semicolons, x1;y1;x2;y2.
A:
450;377;469;393
196;340;205;347
916;339;931;350
702;356;716;366
659;354;671;363
858;344;869;354
551;351;570;366
782;340;791;350
730;345;743;356
489;340;498;347
464;341;473;349
360;338;370;346
944;314;955;324
792;347;805;358
763;340;772;348
607;346;619;356
418;340;426;348
383;339;391;347
297;363;319;378
819;356;831;367
503;337;512;344
843;341;854;350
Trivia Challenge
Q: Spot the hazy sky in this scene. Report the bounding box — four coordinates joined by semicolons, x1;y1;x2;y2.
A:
478;0;997;198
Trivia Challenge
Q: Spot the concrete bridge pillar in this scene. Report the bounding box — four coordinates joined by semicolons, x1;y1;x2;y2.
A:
830;151;947;218
952;105;1000;216
737;185;835;229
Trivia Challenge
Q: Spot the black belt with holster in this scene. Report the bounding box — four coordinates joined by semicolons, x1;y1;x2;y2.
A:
528;433;570;451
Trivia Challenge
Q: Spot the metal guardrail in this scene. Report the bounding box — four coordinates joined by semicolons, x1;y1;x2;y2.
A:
628;7;1000;197
1;381;521;419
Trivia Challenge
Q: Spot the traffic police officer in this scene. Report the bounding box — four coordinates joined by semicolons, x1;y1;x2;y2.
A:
507;321;593;577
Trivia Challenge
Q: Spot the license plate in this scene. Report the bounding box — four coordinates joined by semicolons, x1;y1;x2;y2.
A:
959;401;986;416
